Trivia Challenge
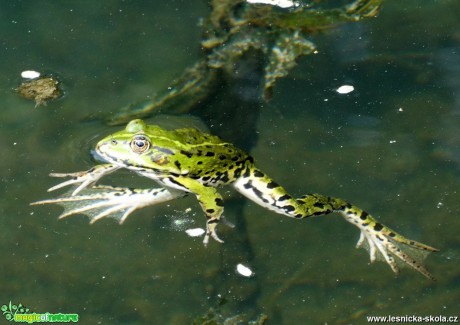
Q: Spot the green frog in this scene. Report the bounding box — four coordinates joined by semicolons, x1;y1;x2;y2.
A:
32;119;437;279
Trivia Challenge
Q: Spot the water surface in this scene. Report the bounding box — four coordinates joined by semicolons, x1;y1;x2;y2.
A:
0;1;459;324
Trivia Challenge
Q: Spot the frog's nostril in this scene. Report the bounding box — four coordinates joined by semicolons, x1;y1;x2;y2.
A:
111;140;118;145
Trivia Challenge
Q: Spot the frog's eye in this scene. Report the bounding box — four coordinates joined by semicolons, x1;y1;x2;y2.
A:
130;135;150;154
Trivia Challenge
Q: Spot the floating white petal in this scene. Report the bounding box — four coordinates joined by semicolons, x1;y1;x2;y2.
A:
21;70;41;79
336;85;355;94
246;0;300;9
185;228;205;237
236;263;254;277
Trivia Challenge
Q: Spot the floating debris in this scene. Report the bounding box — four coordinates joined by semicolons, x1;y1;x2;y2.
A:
185;228;206;237
336;84;355;94
20;70;41;79
236;263;254;277
16;75;62;107
107;0;384;124
246;0;300;9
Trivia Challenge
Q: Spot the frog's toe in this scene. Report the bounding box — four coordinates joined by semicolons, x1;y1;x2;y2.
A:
211;230;224;243
356;231;377;263
47;164;120;195
203;226;224;246
47;177;82;193
357;227;436;280
359;229;393;267
203;234;210;246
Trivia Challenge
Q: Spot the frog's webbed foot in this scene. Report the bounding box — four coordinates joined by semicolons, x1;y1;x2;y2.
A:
32;185;185;224
342;207;438;280
48;164;120;196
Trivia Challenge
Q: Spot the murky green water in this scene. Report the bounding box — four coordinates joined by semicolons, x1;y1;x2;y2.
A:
1;1;459;324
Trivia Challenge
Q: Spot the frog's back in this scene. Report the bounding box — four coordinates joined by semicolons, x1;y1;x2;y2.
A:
169;127;252;184
173;127;225;146
174;127;249;161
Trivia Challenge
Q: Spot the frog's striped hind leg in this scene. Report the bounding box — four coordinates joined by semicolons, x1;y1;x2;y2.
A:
233;166;438;279
31;185;186;224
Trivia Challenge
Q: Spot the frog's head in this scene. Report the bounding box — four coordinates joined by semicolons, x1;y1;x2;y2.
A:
96;119;174;170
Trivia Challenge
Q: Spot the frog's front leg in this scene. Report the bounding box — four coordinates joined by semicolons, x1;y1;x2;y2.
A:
198;188;225;246
159;176;225;245
47;164;120;195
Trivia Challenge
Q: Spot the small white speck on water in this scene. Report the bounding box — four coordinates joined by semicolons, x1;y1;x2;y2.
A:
246;0;300;9
236;263;254;277
185;228;205;237
21;70;41;79
336;85;354;94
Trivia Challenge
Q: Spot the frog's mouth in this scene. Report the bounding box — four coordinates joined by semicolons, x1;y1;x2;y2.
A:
90;148;106;163
94;141;125;165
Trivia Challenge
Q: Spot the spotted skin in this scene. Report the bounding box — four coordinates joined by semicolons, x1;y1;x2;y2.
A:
32;119;438;280
233;165;437;279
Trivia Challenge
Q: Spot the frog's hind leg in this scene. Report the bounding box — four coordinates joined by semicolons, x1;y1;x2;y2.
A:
32;185;186;224
340;204;438;280
233;166;438;279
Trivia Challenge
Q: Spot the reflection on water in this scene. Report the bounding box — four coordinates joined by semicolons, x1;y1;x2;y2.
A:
433;47;460;171
346;114;382;147
1;1;459;324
